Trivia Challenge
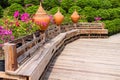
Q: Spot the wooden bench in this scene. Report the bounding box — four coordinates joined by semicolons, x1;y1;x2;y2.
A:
0;23;108;80
0;29;80;80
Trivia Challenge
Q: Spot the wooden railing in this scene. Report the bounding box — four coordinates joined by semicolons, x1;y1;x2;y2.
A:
1;23;108;80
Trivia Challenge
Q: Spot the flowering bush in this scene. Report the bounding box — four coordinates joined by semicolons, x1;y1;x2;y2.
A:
0;26;14;47
0;11;38;46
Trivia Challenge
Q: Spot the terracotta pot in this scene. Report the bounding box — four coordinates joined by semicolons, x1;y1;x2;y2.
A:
33;3;50;30
54;9;64;26
71;10;80;23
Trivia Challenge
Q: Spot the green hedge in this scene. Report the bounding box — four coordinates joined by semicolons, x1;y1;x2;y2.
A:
8;0;23;5
104;19;120;35
24;0;39;5
68;6;82;14
25;5;39;15
48;7;66;15
7;3;24;16
61;0;75;12
42;0;60;10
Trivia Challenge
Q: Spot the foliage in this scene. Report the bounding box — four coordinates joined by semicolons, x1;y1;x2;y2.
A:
7;3;24;16
110;0;120;8
108;8;120;20
12;21;38;38
95;9;110;20
87;0;101;9
8;0;23;5
63;14;72;24
42;0;60;10
25;5;39;15
81;7;97;22
104;19;120;35
100;0;112;9
61;0;75;12
1;11;38;38
76;0;89;8
0;6;3;18
24;0;39;5
48;7;66;15
68;6;82;14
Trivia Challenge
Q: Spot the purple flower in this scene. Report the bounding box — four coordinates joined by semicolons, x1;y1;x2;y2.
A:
0;26;3;30
94;17;102;21
14;11;19;18
21;13;30;22
0;29;12;35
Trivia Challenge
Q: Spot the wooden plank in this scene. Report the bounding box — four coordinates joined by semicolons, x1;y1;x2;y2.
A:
45;68;120;80
44;34;120;80
3;43;18;71
0;71;27;80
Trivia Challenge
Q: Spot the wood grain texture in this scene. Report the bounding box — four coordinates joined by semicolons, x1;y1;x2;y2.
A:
3;43;18;71
0;71;27;80
44;34;120;80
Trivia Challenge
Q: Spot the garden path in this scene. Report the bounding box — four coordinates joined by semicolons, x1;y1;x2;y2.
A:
44;33;120;80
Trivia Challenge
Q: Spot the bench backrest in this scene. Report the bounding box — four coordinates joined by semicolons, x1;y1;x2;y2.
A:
2;22;106;71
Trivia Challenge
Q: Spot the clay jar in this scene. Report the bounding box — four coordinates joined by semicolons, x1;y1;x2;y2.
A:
33;3;50;30
54;9;64;26
71;10;80;23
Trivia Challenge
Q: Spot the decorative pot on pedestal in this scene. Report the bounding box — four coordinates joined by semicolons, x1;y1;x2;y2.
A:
54;8;64;33
71;10;80;29
33;3;50;43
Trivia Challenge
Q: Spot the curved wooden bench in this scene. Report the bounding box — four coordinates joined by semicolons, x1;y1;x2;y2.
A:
1;29;79;80
0;23;108;80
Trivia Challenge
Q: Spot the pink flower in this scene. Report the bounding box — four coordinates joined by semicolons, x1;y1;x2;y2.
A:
21;13;30;22
14;11;19;18
0;26;3;30
94;17;102;21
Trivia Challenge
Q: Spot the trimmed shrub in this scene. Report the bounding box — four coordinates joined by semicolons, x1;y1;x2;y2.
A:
25;5;39;15
108;8;119;20
95;9;110;20
68;6;82;14
24;0;39;5
61;0;75;12
104;19;120;35
88;0;101;9
42;0;60;10
48;7;66;15
7;3;24;16
76;0;89;8
81;7;97;22
110;0;120;8
63;14;72;24
100;0;112;9
8;0;23;5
